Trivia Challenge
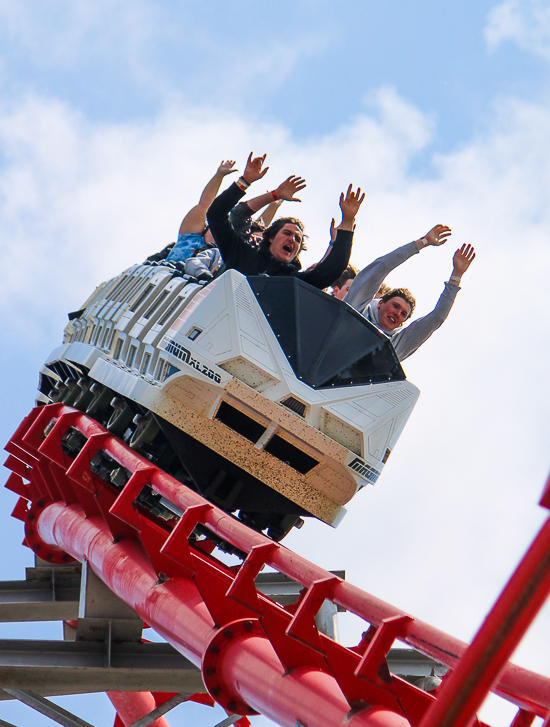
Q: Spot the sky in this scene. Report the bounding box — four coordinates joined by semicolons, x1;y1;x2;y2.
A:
0;1;550;725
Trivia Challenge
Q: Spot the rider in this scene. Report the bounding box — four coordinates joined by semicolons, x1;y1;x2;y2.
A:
206;153;365;290
344;224;475;361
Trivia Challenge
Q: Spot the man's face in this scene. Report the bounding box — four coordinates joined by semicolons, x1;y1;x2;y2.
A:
269;223;303;264
332;279;353;300
377;296;411;331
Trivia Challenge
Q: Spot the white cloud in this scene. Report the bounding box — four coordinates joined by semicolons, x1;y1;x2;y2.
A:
486;0;550;59
1;85;550;726
0;87;436;331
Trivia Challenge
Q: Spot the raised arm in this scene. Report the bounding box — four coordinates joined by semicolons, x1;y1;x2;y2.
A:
259;199;284;227
206;153;270;267
299;185;364;290
229;173;305;237
239;174;306;213
414;223;452;251
229;196;284;240
229;155;305;237
345;223;452;314
391;244;476;361
338;184;365;231
179;160;237;235
449;243;475;286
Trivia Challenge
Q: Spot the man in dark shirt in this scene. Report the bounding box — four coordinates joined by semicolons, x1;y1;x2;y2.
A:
206;152;364;290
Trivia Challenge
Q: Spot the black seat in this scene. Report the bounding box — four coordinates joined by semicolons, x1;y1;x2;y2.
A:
247;276;405;388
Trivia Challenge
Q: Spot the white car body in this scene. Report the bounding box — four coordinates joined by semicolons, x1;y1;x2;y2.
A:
39;265;419;529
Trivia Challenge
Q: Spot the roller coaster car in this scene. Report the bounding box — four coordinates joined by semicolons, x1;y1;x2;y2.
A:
38;264;419;541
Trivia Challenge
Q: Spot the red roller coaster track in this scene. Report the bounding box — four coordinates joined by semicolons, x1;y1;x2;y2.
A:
4;403;550;727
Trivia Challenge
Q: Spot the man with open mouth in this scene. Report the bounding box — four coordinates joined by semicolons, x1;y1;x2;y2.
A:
207;152;364;290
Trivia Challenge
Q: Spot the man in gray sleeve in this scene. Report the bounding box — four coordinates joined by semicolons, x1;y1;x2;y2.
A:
344;224;475;361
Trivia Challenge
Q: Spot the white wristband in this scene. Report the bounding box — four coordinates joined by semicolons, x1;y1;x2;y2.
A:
450;275;461;285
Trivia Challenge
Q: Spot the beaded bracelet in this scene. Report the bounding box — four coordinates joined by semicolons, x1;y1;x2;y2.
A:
235;177;250;191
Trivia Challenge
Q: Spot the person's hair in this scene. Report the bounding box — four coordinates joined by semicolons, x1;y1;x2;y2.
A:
332;265;357;290
261;217;307;254
376;282;391;298
381;287;416;318
250;220;265;234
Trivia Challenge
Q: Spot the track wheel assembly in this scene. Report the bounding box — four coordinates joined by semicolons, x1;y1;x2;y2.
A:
73;376;96;411
107;397;135;435
86;383;113;417
129;412;160;450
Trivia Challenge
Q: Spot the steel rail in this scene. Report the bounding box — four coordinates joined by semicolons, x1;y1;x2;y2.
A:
35;500;410;727
5;404;550;727
418;498;550;727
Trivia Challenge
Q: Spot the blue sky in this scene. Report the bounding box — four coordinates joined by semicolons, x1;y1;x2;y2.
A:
1;1;550;726
2;1;548;149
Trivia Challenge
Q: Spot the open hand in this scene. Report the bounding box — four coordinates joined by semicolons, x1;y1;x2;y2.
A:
425;224;452;246
243;153;269;184
339;185;365;223
217;160;237;176
452;244;476;276
274;175;306;202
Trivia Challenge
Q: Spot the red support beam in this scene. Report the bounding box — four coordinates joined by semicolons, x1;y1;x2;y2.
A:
4;405;550;727
35;500;411;727
417;479;550;727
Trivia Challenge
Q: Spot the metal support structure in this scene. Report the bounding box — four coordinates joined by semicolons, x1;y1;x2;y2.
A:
3;404;550;727
0;638;203;696
76;559;144;644
0;565;81;622
211;717;241;727
125;692;189;727
4;689;94;727
255;571;345;641
0;563;442;698
108;691;171;727
0;718;19;727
